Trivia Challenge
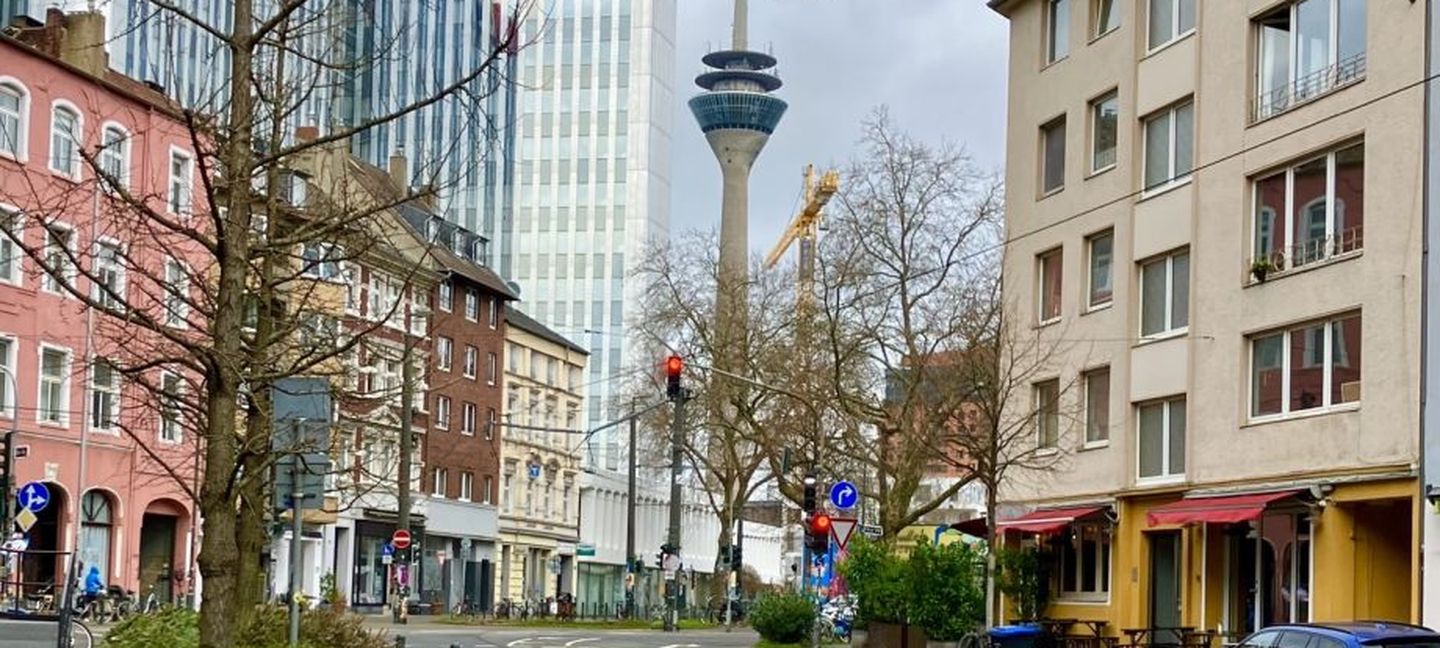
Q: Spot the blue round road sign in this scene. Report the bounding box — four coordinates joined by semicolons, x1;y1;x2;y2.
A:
17;482;49;513
829;480;858;510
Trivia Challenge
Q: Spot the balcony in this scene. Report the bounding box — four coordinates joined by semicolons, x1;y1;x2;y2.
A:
1252;53;1366;123
1249;225;1363;282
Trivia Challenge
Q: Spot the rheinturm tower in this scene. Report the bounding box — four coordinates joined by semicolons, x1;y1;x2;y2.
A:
688;0;786;328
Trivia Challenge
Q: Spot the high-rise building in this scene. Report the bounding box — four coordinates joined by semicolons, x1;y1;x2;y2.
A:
990;0;1417;634
506;0;675;466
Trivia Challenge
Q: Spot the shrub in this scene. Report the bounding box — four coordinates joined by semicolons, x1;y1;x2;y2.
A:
838;535;908;628
748;592;815;644
104;605;389;648
908;540;985;641
996;547;1050;621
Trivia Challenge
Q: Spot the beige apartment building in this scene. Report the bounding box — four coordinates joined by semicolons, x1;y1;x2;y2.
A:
497;309;588;604
989;0;1421;636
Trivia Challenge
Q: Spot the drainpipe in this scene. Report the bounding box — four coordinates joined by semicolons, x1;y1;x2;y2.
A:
1424;0;1440;627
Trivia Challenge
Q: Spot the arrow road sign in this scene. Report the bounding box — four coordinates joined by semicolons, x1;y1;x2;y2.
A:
830;517;858;550
829;480;858;510
17;482;48;513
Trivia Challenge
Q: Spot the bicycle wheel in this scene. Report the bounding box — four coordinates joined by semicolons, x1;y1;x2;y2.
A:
68;620;94;648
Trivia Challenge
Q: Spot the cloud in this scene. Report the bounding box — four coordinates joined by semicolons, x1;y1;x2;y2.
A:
668;1;1010;256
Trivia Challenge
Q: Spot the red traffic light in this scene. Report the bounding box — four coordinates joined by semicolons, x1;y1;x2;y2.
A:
665;355;683;377
810;512;832;534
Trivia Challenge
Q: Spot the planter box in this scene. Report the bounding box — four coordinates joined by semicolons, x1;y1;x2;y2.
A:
865;622;930;648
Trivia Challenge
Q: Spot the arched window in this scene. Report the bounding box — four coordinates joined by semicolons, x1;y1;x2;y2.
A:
79;490;114;584
50;103;82;179
99;124;131;191
0;81;28;160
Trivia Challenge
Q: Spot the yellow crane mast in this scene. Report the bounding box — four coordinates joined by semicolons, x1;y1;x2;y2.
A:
764;164;840;304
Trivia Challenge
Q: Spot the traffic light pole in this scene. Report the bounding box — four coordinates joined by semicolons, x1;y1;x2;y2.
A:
625;411;637;619
664;391;687;632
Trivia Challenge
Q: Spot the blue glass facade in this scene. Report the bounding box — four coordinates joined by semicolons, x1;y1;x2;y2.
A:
688;92;788;135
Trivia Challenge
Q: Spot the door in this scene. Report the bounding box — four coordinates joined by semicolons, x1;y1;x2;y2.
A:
138;514;177;604
1150;532;1182;647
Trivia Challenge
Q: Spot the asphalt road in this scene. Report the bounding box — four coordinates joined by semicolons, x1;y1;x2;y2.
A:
384;626;762;648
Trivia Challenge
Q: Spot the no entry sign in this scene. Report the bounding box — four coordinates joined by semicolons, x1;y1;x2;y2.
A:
392;529;412;551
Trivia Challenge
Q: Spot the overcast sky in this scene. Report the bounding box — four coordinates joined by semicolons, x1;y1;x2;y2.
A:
668;1;1011;252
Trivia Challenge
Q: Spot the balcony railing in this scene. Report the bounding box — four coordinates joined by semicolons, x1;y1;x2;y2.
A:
1252;53;1367;122
1250;225;1363;280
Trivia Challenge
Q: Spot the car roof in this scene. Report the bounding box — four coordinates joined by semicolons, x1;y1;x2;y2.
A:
1266;623;1440;644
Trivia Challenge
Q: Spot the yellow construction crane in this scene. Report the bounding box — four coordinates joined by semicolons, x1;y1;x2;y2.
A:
764;165;840;302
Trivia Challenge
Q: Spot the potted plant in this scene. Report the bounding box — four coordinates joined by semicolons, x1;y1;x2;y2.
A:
908;541;985;648
1250;257;1279;283
840;536;911;648
320;571;346;613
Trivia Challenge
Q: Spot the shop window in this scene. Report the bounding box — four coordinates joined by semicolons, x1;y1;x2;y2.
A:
1051;522;1111;600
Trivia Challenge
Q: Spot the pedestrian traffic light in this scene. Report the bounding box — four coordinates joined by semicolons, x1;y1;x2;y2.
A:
0;431;11;527
802;473;817;513
806;512;832;554
665;355;683;400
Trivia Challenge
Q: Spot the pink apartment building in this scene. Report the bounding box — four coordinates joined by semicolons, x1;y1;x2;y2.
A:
0;11;201;601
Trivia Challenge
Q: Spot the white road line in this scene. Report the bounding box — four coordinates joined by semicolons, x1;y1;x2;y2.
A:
506;639;533;647
658;644;701;648
563;639;601;647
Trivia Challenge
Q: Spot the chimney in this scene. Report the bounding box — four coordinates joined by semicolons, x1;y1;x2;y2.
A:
388;149;409;193
38;9;109;78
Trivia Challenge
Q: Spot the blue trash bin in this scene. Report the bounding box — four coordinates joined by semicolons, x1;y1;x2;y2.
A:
991;624;1044;648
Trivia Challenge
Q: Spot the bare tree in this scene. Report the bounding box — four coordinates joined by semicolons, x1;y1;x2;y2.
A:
0;2;536;644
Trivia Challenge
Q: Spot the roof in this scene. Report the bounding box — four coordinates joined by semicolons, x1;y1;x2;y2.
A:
507;308;588;356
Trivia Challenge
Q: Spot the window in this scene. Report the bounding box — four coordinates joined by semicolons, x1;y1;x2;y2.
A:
92;240;125;310
1085;368;1110;445
1035;379;1060;449
163;258;190;328
1038;248;1063;323
1046;0;1070;63
1093;0;1120;38
1090;92;1118;173
435;395;451;429
90;359;119;432
408;289;426;335
1254;0;1366;121
1148;0;1196;50
1055;522;1111;599
465;290;479;321
1251;142;1363;273
168;149;194;215
0;207;18;285
41;224;74;294
300;242;342;280
436;337;453;371
99;125;130;190
486;408;497;440
489;297;501;328
50;104;80;178
0;81;27;160
433;467;448;497
483;476;494;504
1138;396;1186;480
38;346;69;425
438;282;453;312
460;472;474;501
1143;100;1194;191
1041;116;1067;194
1140;250;1189;337
0;337;13;418
1250;312;1361;418
487;352;498;386
464;346;478;379
1087;231;1114;308
461;402;477;435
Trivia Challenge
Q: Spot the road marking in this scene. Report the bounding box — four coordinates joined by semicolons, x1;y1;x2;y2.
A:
658;644;700;648
506;640;533;647
563;639;600;647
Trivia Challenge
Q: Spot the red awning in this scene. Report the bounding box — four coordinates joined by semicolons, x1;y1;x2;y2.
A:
1146;490;1302;527
952;517;989;538
995;506;1106;534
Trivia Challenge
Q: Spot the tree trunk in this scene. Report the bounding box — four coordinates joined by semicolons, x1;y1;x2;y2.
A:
198;380;242;648
984;482;998;628
235;447;268;609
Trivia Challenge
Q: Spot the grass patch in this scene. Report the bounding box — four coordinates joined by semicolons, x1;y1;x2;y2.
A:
754;641;806;648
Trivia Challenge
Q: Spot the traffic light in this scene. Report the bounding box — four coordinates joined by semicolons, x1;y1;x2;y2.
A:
806;512;832;555
730;545;742;570
802;473;817;513
0;431;11;527
665;355;683;400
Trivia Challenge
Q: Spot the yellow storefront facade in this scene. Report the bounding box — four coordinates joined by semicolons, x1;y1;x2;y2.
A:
1005;474;1418;641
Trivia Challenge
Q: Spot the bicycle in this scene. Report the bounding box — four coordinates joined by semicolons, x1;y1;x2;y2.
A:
959;631;993;648
65;619;94;648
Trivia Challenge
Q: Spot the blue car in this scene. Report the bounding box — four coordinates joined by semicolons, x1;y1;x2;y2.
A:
1240;623;1440;648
